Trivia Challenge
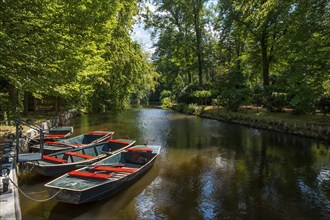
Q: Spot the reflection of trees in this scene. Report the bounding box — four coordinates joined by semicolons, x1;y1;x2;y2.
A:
158;153;212;219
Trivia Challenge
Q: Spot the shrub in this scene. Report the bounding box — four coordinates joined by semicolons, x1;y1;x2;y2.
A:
266;93;288;112
316;95;330;113
187;103;204;116
161;97;173;109
160;90;172;101
175;103;188;113
219;88;249;112
252;85;264;106
192;90;212;105
187;103;198;114
177;84;201;104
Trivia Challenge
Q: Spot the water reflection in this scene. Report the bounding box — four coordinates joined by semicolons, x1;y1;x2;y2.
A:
19;108;330;219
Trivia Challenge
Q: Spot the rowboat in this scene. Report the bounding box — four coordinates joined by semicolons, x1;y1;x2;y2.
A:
30;131;114;154
27;139;135;177
29;126;74;144
45;144;161;204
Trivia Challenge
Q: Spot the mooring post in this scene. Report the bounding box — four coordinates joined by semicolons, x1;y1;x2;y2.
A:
40;130;44;157
15;119;20;163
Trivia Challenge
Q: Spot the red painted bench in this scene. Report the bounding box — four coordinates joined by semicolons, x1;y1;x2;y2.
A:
68;171;112;180
127;148;153;152
108;139;130;145
42;155;67;163
64;152;95;159
92;166;137;173
45;141;61;145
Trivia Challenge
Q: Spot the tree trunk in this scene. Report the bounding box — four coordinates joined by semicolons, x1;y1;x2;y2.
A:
193;1;203;88
23;91;29;116
261;29;270;88
8;83;18;112
261;28;270;105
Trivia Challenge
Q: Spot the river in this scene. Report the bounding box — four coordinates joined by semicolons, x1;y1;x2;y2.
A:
19;107;330;219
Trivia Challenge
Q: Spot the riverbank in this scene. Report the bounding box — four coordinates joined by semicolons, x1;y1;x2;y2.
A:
0;109;78;141
175;105;330;143
0;109;78;220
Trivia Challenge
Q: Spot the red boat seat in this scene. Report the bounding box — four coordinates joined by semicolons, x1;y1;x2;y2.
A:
45;134;67;138
108;140;130;145
68;143;84;147
42;155;67;163
87;131;110;135
92;166;137;173
127;148;153;152
65;152;95;159
68;171;112;180
45;141;61;145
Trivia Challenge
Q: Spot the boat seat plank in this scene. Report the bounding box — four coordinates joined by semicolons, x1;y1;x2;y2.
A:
127;148;153;152
68;171;112;180
108;140;130;145
92;166;137;173
42;155;67;163
45;141;61;145
67;143;84;147
65;152;95;159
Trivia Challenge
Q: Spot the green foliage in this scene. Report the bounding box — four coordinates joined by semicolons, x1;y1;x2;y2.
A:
0;93;10;124
175;103;188;113
192;90;212;105
161;97;174;109
187;103;204;116
316;95;330;114
266;93;288;112
219;87;249;112
177;84;200;104
0;0;157;113
160;90;172;101
252;85;264;106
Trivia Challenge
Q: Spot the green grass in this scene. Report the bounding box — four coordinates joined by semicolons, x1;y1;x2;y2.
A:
203;106;330;126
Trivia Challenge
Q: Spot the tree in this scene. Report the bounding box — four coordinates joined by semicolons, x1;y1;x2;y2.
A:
0;0;157;115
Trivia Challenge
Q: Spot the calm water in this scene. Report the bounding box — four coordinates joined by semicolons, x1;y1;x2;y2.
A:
19;107;330;219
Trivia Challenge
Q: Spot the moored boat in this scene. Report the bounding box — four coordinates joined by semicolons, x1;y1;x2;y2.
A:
29;126;74;145
45;144;161;204
27;139;135;177
30;131;114;154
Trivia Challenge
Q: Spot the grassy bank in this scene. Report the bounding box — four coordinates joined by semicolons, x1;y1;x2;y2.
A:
175;105;330;143
0;111;76;141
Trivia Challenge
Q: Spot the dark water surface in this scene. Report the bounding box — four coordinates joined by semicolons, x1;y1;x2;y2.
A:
19;108;330;219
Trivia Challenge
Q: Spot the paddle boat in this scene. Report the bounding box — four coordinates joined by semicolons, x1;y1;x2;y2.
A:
30;131;114;154
27;139;136;177
45;144;161;204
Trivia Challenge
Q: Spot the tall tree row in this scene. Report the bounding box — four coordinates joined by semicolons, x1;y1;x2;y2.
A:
0;0;157;117
146;0;329;113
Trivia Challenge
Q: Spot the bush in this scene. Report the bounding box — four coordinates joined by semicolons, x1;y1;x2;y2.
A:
175;103;188;113
316;95;330;113
266;93;288;112
161;97;173;109
160;90;172;101
252;85;264;106
192;90;212;105
288;86;317;114
177;84;201;104
187;103;204;116
219;88;249;112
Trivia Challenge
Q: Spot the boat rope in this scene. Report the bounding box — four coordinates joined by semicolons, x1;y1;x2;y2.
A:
8;177;62;202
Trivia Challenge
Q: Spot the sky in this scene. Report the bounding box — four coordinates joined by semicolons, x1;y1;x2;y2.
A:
131;23;155;55
130;3;157;56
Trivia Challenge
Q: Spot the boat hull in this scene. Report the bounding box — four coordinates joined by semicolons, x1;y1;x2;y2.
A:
48;160;155;204
28;139;135;177
30;131;114;154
